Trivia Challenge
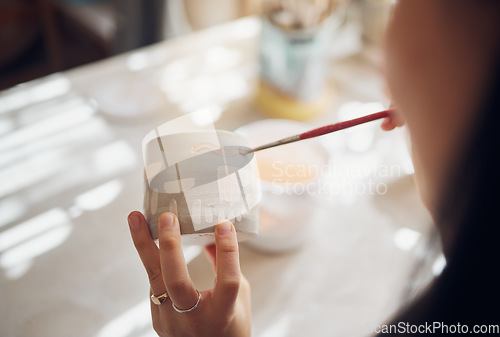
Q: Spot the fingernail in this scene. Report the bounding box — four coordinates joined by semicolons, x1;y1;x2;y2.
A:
128;214;140;229
216;220;232;236
160;213;175;229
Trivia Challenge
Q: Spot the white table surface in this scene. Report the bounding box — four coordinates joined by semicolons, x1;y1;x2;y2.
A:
0;16;437;337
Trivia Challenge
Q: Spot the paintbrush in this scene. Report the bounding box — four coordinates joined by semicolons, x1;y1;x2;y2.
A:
241;109;393;155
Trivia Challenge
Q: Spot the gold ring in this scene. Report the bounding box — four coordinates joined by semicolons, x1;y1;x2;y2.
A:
150;291;169;305
172;290;201;313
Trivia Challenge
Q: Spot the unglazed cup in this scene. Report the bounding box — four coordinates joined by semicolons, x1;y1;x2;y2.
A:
142;130;261;245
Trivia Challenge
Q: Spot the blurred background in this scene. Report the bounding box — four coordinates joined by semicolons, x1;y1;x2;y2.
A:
0;0;391;90
1;1;439;337
0;0;258;90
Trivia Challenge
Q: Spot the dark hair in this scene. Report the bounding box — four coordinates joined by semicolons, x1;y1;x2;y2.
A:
381;31;500;335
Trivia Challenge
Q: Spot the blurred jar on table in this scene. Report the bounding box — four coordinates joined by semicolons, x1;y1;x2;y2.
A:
256;0;347;121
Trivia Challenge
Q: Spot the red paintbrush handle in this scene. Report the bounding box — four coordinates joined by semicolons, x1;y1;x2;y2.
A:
242;108;395;154
299;109;393;140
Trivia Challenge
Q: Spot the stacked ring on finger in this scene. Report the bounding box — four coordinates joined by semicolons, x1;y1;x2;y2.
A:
172;290;201;313
151;291;169;305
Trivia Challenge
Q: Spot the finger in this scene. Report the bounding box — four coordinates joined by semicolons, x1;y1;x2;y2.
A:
393;114;406;127
382;105;398;131
204;244;217;273
128;211;167;297
213;220;241;309
158;212;198;310
381;111;406;131
381;117;397;131
389;104;405;127
150;289;160;318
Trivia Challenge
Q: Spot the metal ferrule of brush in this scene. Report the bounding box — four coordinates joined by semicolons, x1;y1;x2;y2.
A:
247;134;302;154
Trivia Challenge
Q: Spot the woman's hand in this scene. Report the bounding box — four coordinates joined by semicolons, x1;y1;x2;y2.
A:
381;105;406;131
128;211;251;337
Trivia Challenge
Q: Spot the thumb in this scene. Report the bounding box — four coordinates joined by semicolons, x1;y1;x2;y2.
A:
213;220;241;309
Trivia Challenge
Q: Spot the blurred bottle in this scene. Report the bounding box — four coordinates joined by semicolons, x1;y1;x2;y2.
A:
255;0;344;121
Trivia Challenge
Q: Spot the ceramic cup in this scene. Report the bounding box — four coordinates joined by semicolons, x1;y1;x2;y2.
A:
142;129;261;245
